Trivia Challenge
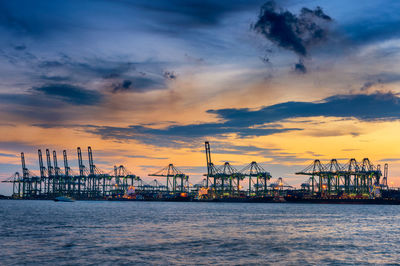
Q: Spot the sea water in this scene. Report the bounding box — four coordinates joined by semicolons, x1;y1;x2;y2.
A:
0;200;399;265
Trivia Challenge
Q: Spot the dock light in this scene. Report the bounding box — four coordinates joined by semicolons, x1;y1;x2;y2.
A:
199;187;208;196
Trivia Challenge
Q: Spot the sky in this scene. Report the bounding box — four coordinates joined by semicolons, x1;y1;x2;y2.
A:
1;0;400;195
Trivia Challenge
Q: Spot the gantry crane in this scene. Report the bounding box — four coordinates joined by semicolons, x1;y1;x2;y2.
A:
149;164;189;193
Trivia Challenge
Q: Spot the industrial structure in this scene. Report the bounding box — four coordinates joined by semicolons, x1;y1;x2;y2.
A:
204;141;280;198
1;141;398;203
296;158;388;195
2;147;183;199
149;164;189;193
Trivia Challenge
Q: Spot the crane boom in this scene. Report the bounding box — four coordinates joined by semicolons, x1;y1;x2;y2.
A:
38;149;45;178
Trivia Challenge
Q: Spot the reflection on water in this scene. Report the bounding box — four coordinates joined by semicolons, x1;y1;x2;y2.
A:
0;201;399;265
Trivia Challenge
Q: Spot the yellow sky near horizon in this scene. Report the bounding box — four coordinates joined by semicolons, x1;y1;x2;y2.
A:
1;115;400;194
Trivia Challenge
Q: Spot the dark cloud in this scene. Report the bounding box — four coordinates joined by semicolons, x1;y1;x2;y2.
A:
294;59;306;74
252;1;332;71
87;124;299;146
25;55;171;95
210;91;400;125
0;49;172;98
359;72;400;92
0;152;17;158
122;80;133;88
112;80;132;93
163;71;177;80
32;84;102;105
13;44;26;51
0;47;140;86
31;123;81;129
253;1;331;55
360;81;378;92
83;91;400;146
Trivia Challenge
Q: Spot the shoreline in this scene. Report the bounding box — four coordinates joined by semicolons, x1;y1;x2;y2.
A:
2;197;400;205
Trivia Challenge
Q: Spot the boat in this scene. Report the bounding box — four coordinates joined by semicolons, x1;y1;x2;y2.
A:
54;196;75;202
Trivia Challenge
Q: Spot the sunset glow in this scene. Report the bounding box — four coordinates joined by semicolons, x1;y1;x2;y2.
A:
1;0;400;195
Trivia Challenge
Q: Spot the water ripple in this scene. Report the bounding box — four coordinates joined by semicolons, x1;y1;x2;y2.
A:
0;201;400;265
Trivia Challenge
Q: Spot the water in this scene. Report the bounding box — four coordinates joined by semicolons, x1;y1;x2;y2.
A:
0;201;399;265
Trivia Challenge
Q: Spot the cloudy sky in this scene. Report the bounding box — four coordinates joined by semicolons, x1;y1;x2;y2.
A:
1;0;400;194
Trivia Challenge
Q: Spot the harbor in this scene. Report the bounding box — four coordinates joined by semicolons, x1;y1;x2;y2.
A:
2;142;399;204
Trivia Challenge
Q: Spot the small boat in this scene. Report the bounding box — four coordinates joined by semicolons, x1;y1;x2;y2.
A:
54;196;75;202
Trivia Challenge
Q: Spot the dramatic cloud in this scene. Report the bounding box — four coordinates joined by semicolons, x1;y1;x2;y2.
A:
252;0;332;72
85;92;400;146
3;0;400;192
210;92;400;125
